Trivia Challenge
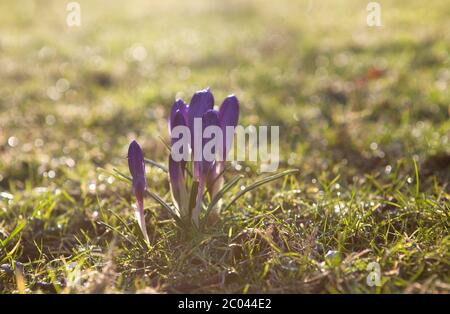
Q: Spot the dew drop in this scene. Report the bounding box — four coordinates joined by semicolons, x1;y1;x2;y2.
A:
47;86;61;101
56;78;70;93
7;136;18;147
131;45;147;61
48;170;56;179
0;192;14;200
385;165;392;174
34;138;44;147
45;115;56;125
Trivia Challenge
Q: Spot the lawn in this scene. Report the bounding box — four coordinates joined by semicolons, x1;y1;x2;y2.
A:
0;0;449;293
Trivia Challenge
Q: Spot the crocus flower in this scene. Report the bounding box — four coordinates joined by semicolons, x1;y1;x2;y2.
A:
128;140;149;242
168;110;189;219
169;99;187;132
191;109;220;226
122;89;294;234
187;88;214;180
168;88;239;227
208;95;239;198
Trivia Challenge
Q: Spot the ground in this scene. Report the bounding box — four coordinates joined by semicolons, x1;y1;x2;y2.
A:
0;0;449;293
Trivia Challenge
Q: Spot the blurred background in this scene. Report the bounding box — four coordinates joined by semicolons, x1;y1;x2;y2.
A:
0;0;449;189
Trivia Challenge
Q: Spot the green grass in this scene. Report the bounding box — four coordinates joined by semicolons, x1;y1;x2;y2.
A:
0;0;449;293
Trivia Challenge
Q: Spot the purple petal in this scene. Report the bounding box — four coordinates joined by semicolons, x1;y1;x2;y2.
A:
128;140;146;186
198;109;220;177
218;95;239;160
127;140;149;242
188;89;214;175
170;110;187;144
169;98;187;133
134;184;149;242
170;110;188;174
187;87;214;133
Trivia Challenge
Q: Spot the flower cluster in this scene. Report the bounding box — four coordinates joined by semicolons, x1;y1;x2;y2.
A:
127;88;238;236
125;88;296;240
168;88;239;227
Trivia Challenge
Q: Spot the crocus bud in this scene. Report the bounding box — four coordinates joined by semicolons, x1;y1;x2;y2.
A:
128;140;149;242
168;110;189;218
206;95;239;224
218;95;239;162
187;88;214;132
191;109;220;227
207;95;239;199
169;98;187;133
188;88;214;175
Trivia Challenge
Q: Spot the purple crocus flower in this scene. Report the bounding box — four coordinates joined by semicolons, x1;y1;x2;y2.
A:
168;110;189;218
208;95;239;198
168;88;239;227
187;88;214;180
198;109;220;178
187;88;214;134
169;99;187;132
219;95;240;161
191;109;220;226
128;140;149;242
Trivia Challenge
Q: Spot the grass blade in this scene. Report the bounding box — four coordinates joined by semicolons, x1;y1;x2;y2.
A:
203;174;244;224
222;169;299;212
145;189;182;225
158;135;172;152
413;158;420;198
112;168;182;225
112;168;132;183
188;181;199;215
144;158;168;173
0;221;26;248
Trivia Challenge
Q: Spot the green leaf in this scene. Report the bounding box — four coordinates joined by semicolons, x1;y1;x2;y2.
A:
145;190;183;226
413;158;420;198
203;174;244;224
112;168;132;183
0;239;22;264
96;221;136;247
144;158;168;173
222;169;299;212
112;168;182;226
202;164;230;199
158;135;172;152
188;181;199;215
0;220;27;248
